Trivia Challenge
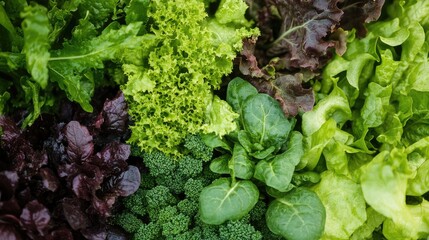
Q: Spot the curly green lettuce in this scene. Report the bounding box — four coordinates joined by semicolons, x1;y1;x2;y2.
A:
122;0;258;156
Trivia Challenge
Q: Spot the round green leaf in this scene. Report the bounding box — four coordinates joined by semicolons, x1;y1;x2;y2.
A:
266;188;326;240
199;178;259;225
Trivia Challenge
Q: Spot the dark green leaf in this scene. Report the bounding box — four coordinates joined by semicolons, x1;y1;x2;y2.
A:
229;144;254;180
266;188;326;240
199;178;259;225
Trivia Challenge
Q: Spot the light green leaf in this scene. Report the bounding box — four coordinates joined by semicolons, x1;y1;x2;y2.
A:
313;171;367;240
266;188;325;240
199;178;259;225
21;4;51;89
350;207;386;240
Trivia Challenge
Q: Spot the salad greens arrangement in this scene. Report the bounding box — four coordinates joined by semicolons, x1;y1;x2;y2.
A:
300;0;429;239
3;0;429;239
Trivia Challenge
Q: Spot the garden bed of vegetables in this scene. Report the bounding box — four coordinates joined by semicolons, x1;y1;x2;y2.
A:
1;0;429;239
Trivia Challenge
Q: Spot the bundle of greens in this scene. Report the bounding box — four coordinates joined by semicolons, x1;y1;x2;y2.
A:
299;0;429;239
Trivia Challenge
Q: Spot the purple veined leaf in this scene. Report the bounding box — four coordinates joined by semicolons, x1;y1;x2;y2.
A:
0;171;19;199
81;227;107;240
0;223;22;240
39;168;60;192
239;37;273;80
19;200;51;236
98;92;128;134
64;121;94;162
258;0;343;70
62;198;91;231
102;166;141;197
94;142;130;174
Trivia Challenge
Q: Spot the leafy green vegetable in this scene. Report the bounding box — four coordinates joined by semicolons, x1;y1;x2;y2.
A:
302;0;429;238
199;178;259;225
122;0;258;156
266;188;326;240
200;77;325;238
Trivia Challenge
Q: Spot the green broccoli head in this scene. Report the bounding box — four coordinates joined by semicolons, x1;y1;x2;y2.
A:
133;222;161;240
122;188;147;217
218;216;263;240
143;150;176;177
145;185;177;210
184;178;205;200
114;211;144;233
178;155;204;178
184;134;213;162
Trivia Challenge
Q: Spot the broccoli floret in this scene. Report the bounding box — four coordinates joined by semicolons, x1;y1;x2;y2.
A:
249;200;267;223
177;199;199;217
184;134;213;162
162;213;191;237
143;150;176;177
114;212;143;233
140;170;157;189
122;188;147;216
155;174;188;194
184;178;205;200
133;222;161;240
145;185;177;210
219;216;263;240
178;155;203;178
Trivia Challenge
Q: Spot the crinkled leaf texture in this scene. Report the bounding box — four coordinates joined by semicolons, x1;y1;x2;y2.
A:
259;0;343;70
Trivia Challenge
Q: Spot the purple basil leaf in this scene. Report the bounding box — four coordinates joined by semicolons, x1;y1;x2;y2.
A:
72;174;97;201
81;227;107;240
99;92;128;134
90;195;116;218
64;121;94;162
46;227;74;240
95;142;130;175
103;166;141;197
0;224;22;240
62;198;91;231
0;171;19;199
19;200;51;236
39;168;60;192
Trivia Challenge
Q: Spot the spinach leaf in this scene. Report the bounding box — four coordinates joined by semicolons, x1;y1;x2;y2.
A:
266;187;326;240
199;178;259;225
254;131;303;192
242;94;292;150
210;155;230;175
226;77;258;115
229;143;254;180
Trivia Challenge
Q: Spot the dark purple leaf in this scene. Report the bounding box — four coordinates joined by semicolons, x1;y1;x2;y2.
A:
103;166;141;197
72;173;98;201
62;198;91;231
0;223;22;240
90;195;116;218
19;200;51;236
64;121;94;162
339;0;385;37
0;171;19;199
81;227;107;240
39;168;60;192
248;73;315;117
98;92;128;134
95;142;130;174
46;227;74;240
259;0;343;70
